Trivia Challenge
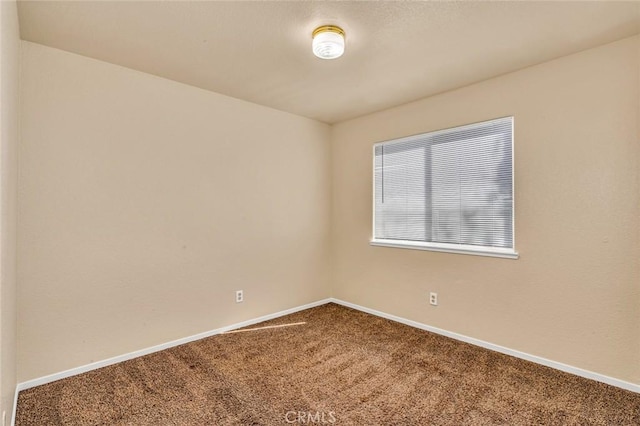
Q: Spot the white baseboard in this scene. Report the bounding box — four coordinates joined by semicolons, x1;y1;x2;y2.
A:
13;296;639;425
9;385;18;426
12;297;332;423
329;297;640;394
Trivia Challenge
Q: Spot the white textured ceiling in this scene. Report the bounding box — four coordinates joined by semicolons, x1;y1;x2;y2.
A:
17;1;640;124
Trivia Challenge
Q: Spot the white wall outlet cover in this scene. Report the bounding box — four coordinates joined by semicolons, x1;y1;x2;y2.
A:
429;292;438;306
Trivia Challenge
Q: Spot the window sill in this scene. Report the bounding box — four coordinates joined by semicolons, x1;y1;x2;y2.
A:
370;239;519;259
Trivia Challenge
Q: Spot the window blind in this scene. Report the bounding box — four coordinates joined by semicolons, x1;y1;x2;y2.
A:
373;117;514;255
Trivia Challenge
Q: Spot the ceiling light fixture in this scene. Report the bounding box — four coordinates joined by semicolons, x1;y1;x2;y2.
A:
312;25;345;60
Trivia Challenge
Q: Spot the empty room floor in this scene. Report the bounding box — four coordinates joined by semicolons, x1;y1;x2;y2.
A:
15;303;640;425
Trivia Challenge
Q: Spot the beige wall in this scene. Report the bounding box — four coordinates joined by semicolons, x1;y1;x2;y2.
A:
0;0;20;419
331;36;640;384
18;42;331;381
16;33;640;388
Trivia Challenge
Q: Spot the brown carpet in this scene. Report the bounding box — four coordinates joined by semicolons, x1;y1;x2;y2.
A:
16;303;640;425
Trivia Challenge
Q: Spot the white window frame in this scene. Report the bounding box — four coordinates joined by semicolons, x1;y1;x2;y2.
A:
371;117;518;259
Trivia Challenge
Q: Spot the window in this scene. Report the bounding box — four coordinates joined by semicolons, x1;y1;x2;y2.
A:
372;117;517;259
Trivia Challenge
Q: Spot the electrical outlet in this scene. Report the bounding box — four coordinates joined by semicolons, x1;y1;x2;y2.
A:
429;292;438;306
235;290;244;303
